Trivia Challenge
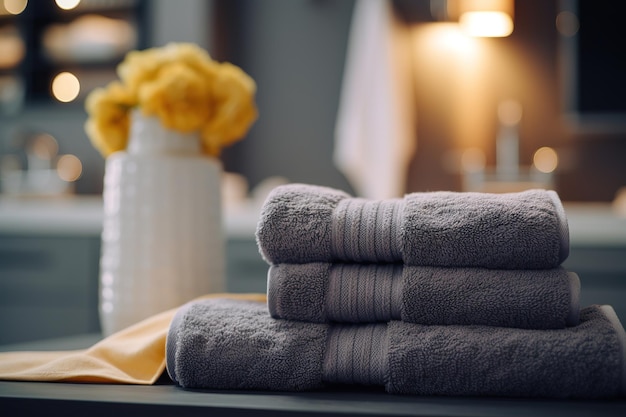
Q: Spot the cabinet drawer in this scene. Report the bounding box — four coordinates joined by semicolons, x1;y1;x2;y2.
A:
0;235;101;343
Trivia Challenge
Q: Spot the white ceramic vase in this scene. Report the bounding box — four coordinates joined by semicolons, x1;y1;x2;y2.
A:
98;110;225;336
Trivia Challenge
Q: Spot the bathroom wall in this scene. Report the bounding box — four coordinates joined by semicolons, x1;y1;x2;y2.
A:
216;0;626;202
214;0;356;195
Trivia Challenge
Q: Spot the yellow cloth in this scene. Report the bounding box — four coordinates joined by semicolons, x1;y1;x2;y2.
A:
0;293;266;384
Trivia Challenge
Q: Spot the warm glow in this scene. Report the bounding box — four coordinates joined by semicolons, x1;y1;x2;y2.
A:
412;23;480;58
436;25;477;54
43;14;138;64
56;154;82;182
55;0;80;10
0;29;25;69
497;99;522;126
51;72;80;102
3;0;27;15
533;147;558;173
461;148;486;172
411;23;490;150
460;11;514;37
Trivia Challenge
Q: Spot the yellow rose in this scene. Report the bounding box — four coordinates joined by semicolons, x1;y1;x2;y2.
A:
138;62;213;133
84;81;135;157
162;42;219;79
118;43;220;98
85;42;257;158
201;62;258;156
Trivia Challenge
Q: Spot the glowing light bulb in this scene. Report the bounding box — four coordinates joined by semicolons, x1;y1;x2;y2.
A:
459;11;514;37
55;0;80;10
51;72;80;103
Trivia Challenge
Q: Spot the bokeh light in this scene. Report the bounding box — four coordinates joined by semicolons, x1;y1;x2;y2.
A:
56;154;82;182
533;147;559;173
51;71;80;102
55;0;80;11
4;0;27;15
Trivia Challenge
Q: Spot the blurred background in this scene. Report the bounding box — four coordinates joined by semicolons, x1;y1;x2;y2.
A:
1;0;625;343
1;0;625;201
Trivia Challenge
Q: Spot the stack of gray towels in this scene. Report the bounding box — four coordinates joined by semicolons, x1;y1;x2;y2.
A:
166;183;626;398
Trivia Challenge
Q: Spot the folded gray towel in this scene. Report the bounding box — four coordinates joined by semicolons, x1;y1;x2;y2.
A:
166;298;327;392
267;263;581;329
166;298;626;398
255;183;569;269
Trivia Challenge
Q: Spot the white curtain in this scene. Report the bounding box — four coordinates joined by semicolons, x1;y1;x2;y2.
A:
334;0;417;199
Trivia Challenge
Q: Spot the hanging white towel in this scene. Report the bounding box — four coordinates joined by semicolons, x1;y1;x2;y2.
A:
334;0;416;199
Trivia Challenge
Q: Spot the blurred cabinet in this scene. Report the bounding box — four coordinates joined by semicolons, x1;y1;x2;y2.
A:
563;246;626;323
0;233;268;345
0;195;269;345
226;238;268;294
0;233;101;344
562;204;626;323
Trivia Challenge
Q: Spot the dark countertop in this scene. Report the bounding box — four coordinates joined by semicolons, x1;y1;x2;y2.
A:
0;334;624;417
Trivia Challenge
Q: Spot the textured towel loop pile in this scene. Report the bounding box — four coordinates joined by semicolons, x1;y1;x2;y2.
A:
166;298;626;398
256;183;570;269
267;263;581;329
163;182;626;399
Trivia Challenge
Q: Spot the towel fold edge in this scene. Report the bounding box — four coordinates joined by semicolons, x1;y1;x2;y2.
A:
567;272;581;326
165;299;193;385
269;262;579;329
547;190;570;263
266;266;279;319
599;305;626;396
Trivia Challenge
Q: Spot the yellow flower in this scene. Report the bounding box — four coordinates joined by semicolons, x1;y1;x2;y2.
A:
84;42;257;158
84;81;135;157
138;62;213;133
201;63;258;156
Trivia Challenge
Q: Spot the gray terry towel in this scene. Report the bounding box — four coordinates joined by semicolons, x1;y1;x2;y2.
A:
166;298;328;392
267;263;581;329
166;298;626;399
255;183;570;269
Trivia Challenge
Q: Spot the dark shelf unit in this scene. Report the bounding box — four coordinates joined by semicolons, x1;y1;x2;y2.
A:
2;0;147;110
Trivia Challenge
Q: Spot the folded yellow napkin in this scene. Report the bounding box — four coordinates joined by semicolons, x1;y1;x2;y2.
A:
0;293;266;384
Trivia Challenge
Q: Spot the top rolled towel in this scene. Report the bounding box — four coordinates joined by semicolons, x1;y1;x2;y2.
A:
256;183;570;269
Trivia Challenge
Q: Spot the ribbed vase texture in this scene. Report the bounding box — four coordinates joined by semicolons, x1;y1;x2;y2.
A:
99;111;225;336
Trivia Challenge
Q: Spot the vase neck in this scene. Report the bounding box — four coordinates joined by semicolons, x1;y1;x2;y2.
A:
127;110;202;155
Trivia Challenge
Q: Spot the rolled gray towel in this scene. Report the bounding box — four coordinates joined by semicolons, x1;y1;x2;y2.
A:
267;263;581;329
255;183;570;269
166;298;626;399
